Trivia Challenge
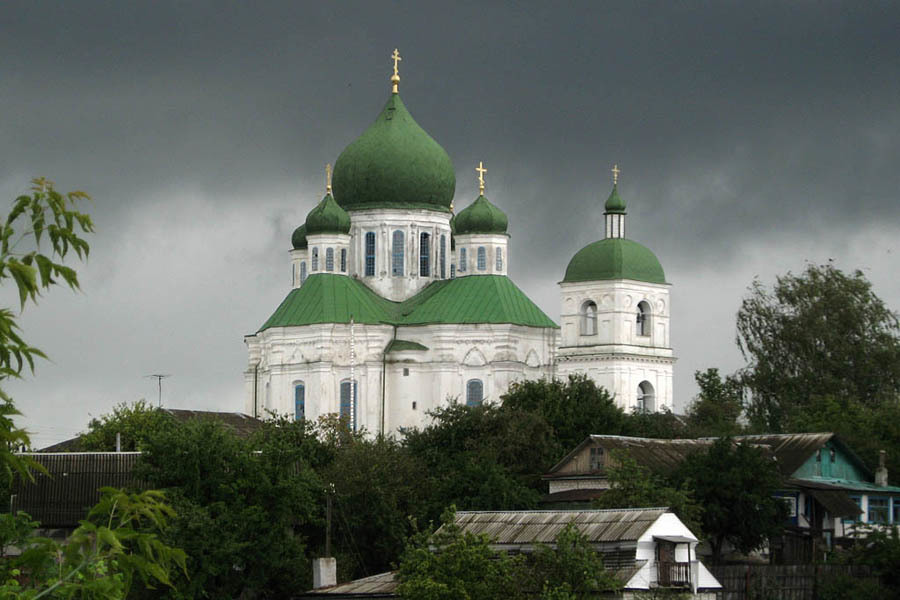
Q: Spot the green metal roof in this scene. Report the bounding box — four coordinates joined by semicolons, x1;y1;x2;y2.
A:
332;93;456;211
604;184;626;214
454;194;508;235
563;238;666;284
291;223;308;250
258;274;558;332
305;193;351;235
385;339;428;352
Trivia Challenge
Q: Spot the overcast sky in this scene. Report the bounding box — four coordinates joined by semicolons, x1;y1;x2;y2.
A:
2;1;898;447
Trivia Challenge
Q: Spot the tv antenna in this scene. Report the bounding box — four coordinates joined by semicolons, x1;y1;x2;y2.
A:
145;374;171;407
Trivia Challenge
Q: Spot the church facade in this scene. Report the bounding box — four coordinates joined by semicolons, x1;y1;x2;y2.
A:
244;53;674;434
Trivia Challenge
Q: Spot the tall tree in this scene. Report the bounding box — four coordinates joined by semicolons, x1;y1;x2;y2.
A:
77;399;177;451
736;262;900;430
684;368;744;437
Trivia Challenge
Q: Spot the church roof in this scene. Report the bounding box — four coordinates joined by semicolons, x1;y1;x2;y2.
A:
305;193;351;235
258;274;558;331
563;238;666;285
453;194;508;235
604;184;626;214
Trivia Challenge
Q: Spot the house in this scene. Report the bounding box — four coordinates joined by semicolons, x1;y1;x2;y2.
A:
298;509;722;599
543;433;900;561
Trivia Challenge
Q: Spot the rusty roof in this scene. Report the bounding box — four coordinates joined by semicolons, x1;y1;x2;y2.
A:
450;509;668;545
546;435;712;476
301;572;398;598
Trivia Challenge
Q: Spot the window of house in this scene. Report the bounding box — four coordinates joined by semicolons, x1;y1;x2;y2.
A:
300;261;307;283
869;497;889;524
496;247;503;271
637;381;655;412
340;380;358;431
365;232;376;276
312;247;319;271
845;495;863;524
581;301;598;335
636;301;651;336
340;248;347;272
459;247;467;272
325;248;334;272
440;234;446;278
477;246;486;271
419;232;431;277
294;382;305;420
589;446;604;471
893;499;900;524
392;230;404;276
466;379;483;406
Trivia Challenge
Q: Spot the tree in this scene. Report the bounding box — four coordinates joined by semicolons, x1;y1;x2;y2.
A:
684;369;744;437
77;399;177;451
592;455;701;535
525;523;621;600
736;262;900;431
673;438;788;564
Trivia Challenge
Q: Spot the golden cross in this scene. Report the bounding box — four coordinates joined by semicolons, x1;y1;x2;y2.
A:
391;48;402;93
326;163;332;194
611;164;620;186
476;161;487;194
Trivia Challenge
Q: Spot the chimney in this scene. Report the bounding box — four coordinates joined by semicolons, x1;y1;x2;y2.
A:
313;557;336;589
875;450;888;487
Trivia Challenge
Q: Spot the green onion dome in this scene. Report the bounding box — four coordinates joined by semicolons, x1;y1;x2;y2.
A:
453;195;508;235
332;94;456;211
305;193;351;235
291;223;308;250
563;238;666;284
604;184;626;214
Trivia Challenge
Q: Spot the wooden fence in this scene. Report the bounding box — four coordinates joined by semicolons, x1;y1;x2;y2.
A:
709;564;877;600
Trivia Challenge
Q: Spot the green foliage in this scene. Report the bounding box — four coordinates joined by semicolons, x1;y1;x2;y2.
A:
736;262;900;431
685;368;744;437
77;400;177;451
673;438;788;563
625;407;688;439
526;523;621;599
397;508;524;600
592;454;702;534
829;525;900;597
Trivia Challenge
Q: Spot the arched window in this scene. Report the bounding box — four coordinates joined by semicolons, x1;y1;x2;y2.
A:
392;230;404;276
340;379;358;431
477;247;486;271
294;382;305;421
419;232;431;277
581;301;598;335
325;248;334;272
311;247;319;271
340;248;347;272
637;301;651;337
637;381;655;412
440;234;446;278
495;247;503;272
365;232;376;276
466;379;484;407
459;248;467;272
300;261;307;283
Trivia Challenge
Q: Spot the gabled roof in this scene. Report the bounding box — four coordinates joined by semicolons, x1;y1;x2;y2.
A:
450;508;669;545
545;435;710;476
730;433;872;480
162;409;263;438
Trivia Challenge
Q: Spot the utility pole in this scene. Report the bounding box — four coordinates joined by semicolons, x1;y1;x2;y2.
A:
145;374;171;408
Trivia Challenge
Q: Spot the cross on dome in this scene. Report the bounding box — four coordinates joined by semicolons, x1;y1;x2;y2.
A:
391;48;402;93
611;164;620;186
476;161;487;195
325;163;332;194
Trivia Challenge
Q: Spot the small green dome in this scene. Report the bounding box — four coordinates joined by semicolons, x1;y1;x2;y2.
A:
563;238;666;284
604;184;626;214
291;224;308;250
453;195;508;235
332;94;456;211
305;193;351;235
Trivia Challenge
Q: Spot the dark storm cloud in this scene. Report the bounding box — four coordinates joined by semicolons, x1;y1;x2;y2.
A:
1;1;898;444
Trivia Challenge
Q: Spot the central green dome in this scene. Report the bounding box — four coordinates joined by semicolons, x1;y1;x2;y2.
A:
563;238;666;284
332;94;456;211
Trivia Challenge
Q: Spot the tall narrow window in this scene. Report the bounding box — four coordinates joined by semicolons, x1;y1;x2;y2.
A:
312;247;319;271
340;248;347;272
300;261;307;283
581;301;598;335
392;230;405;276
477;246;486;271
365;232;376;277
325;248;334;272
440;235;446;278
637;381;655;412
459;247;467;272
340;380;358;431
637;301;651;337
419;232;431;277
495;247;503;272
451;264;456;279
466;379;484;406
294;383;305;420
292;265;296;286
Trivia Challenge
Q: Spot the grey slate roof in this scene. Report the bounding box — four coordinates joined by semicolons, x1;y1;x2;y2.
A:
302;572;398;597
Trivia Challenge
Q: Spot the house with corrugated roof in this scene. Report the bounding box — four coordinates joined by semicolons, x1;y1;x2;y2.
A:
543;433;900;561
244;52;676;435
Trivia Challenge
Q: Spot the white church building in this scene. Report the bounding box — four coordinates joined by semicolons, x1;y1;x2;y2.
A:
244;53;675;434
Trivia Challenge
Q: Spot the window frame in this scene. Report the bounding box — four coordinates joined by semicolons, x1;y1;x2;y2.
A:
419;232;431;277
311;247;319;271
325;247;335;272
340;248;347;272
294;382;305;421
300;261;307;283
466;379;484;407
495;247;503;272
637;380;655;412
636;301;651;337
365;232;376;277
477;246;486;271
869;496;890;524
440;234;446;279
339;379;358;431
459;247;467;272
392;230;405;277
581;300;598;336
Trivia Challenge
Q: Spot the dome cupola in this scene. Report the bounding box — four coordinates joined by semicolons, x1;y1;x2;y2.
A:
454;195;508;235
305;192;351;235
291;223;308;249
